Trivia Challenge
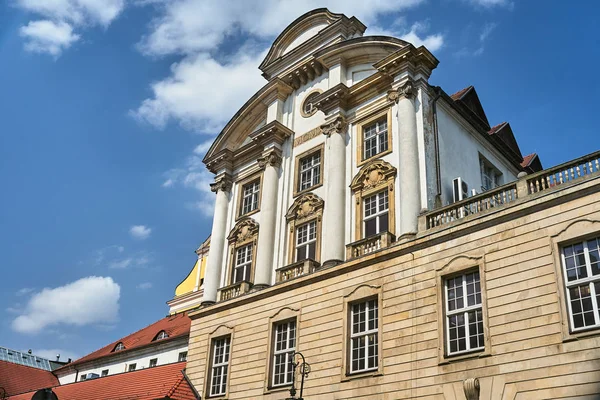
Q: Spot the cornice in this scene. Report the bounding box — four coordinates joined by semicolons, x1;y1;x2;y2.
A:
249;120;294;147
374;45;439;79
209;173;233;193
204;149;233;174
313;83;350;114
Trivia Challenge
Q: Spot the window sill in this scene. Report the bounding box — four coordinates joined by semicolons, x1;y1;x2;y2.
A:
563;326;600;343
293;182;323;198
236;208;259;221
264;385;291;395
438;349;490;365
357;149;392;168
341;369;383;382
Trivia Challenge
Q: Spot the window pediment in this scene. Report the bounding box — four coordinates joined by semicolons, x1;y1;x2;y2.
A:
350;159;397;192
286;193;324;224
227;218;259;245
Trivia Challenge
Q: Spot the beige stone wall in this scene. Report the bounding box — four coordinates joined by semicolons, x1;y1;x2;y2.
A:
187;176;600;399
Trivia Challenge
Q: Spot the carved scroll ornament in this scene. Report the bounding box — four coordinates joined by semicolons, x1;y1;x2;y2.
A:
227;218;259;245
350;159;397;192
286;193;324;224
387;80;415;103
210;175;233;193
320;115;347;137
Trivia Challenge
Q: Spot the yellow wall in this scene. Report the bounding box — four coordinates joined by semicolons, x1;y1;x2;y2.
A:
175;256;206;297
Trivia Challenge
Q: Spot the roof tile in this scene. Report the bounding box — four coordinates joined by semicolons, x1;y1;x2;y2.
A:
0;360;59;396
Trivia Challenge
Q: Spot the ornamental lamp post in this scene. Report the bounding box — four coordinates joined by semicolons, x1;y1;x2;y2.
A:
286;352;311;400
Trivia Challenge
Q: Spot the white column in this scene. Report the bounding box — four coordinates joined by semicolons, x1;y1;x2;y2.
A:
254;150;282;288
395;81;421;237
202;175;231;305
321;116;347;266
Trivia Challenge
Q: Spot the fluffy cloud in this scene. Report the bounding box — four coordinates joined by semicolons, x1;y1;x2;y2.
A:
12;276;120;334
16;0;125;56
129;225;152;240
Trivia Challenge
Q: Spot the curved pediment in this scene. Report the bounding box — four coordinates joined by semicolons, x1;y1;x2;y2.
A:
351;159;397;191
286;193;324;222
227;218;259;245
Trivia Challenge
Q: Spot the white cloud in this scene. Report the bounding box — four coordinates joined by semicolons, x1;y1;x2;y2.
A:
11;276;120;334
455;22;497;58
467;0;512;7
109;258;132;269
129;225;152;240
20;20;80;57
136;282;152;290
15;0;125;56
193;139;213;156
109;252;153;269
399;22;444;52
16;288;35;296
33;349;80;362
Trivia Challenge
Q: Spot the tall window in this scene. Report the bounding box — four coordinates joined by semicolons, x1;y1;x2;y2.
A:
295;221;317;261
561;238;600;331
363;191;389;237
241;180;260;215
445;271;484;355
363;119;388;160
349;299;378;373
298;152;321;192
233;244;252;283
480;157;501;191
210;336;231;397
271;320;296;387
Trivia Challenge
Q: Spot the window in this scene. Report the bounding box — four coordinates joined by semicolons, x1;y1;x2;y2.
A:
295;221;317;262
80;374;87;381
349;299;378;374
101;369;109;377
113;342;125;352
241;180;260;216
233;244;253;284
209;336;231;397
178;351;188;362
561;238;600;331
363;119;388;160
363;190;389;238
298;152;321;192
128;363;136;372
444;271;484;356
480;157;502;191
155;330;168;340
149;358;158;368
271;320;296;387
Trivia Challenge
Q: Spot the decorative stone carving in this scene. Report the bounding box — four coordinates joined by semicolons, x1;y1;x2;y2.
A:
387;80;415;103
320;115;347;137
257;152;282;169
210;175;232;193
227;218;259;245
350;159;397;192
463;378;480;400
286;193;324;224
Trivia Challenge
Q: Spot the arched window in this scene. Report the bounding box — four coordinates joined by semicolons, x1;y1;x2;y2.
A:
113;342;125;352
154;330;169;341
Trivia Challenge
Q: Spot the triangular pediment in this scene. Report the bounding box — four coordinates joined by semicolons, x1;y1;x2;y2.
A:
489;122;523;160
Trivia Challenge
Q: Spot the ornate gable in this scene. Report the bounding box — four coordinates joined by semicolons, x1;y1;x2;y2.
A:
351;159;397;192
227;218;259;245
286;193;324;224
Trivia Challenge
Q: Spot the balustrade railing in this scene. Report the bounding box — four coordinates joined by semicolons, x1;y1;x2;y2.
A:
527;151;600;194
346;232;396;260
276;259;320;283
218;281;251;301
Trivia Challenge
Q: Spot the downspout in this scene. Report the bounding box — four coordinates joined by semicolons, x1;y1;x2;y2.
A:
430;86;443;208
74;367;79;383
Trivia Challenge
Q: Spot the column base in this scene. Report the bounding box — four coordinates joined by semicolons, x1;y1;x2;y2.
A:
321;259;343;269
200;300;216;307
397;232;417;244
252;283;271;291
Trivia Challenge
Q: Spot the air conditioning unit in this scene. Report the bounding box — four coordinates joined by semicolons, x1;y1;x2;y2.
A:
452;177;469;203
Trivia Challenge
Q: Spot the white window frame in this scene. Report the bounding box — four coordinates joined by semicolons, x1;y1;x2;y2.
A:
271;320;296;387
298;152;321;192
149;358;157;368
128;363;136;371
363;119;388;160
101;369;108;376
363;190;389;238
155;330;168;340
178;351;187;362
480;157;501;192
561;238;600;332
241;180;260;215
210;336;231;397
295;221;317;262
349;299;378;374
233;244;252;284
444;271;484;356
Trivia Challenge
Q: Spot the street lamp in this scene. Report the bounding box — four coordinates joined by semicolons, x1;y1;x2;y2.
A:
286;352;310;400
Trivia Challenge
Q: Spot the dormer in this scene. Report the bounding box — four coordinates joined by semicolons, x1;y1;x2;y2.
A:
154;330;169;341
112;342;125;352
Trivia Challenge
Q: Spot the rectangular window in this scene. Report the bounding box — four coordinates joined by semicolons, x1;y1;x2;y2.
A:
363;119;388;160
349;299;378;374
298;152;321;192
363;190;389;238
295;221;317;262
233;244;252;284
101;369;108;377
480;157;501;192
561;238;600;331
128;363;136;372
241;180;260;215
210;336;231;397
178;351;188;362
271;320;296;387
80;374;87;381
149;358;158;368
445;271;484;356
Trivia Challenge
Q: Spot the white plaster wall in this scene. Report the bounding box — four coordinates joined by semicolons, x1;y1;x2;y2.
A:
56;339;188;384
437;104;519;206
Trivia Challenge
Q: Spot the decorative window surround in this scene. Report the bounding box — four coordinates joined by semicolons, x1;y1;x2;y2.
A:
480;155;502;192
264;307;300;394
300;89;322;118
204;325;234;399
285;193;324;265
435;254;491;364
350;159;397;241
550;218;600;341
341;284;383;380
236;173;263;219
293;144;324;197
356;108;393;166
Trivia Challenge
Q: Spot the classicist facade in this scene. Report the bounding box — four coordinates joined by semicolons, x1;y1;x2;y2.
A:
185;8;600;400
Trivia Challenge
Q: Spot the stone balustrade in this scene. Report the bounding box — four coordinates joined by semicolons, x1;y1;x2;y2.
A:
275;259;320;283
218;281;251;302
346;232;396;260
527;150;600;194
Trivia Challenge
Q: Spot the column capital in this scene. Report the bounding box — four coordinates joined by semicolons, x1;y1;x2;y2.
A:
387;80;416;103
210;174;232;193
257;149;282;169
320;115;347;137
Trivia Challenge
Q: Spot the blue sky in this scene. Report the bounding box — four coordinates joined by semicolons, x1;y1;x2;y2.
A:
0;0;598;361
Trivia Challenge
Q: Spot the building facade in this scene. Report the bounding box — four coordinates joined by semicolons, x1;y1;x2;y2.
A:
185;8;600;400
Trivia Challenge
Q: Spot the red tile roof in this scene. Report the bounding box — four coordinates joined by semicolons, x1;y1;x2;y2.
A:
521;153;537;168
450;85;473;100
0;360;59;396
488;122;507;135
8;361;197;400
56;313;191;370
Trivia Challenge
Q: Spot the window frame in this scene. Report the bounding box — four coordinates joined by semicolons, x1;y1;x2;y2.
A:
204;325;234;399
264;306;300;394
225;218;259;288
270;319;297;388
101;369;108;377
356;109;393;166
349;298;379;374
128;363;136;372
236;173;263;219
293;144;324;197
232;243;253;284
295;220;318;262
362;190;390;238
178;351;188;362
341;284;383;380
285;193;324;265
149;358;158;368
479;155;503;192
